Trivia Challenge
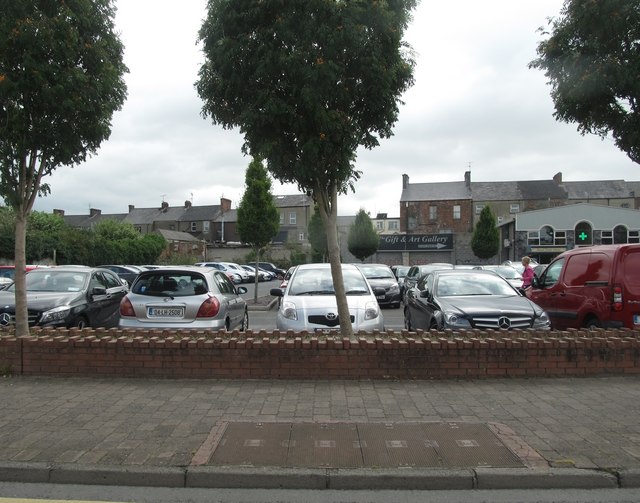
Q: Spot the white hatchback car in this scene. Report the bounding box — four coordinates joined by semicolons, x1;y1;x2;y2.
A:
270;263;384;332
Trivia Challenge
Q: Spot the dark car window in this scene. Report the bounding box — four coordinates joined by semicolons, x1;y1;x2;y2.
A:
213;271;234;294
133;272;210;297
101;271;123;289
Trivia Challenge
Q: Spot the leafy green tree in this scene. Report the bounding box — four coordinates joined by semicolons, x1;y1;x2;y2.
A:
307;205;328;262
0;0;128;335
236;158;280;300
197;0;416;335
348;209;379;262
471;206;500;260
530;0;640;164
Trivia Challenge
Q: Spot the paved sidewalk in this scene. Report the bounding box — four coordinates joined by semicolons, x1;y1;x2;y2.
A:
0;376;639;490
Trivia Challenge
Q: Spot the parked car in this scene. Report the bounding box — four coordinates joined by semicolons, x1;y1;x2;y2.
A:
98;265;144;286
390;265;410;297
0;266;128;329
526;244;640;330
240;264;270;282
473;265;523;289
270;263;384;332
252;261;286;280
119;266;248;331
402;263;454;299
355;263;402;308
194;262;242;284
404;269;550;331
219;262;251;283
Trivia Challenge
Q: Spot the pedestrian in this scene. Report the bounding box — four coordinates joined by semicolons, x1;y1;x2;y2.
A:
521;256;534;289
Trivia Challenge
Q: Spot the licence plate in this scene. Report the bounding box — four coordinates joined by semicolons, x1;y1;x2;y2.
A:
376;295;385;300
634;315;640;326
148;307;184;318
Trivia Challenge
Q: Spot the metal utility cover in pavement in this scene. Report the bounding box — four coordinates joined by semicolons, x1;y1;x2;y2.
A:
207;422;524;469
209;422;291;466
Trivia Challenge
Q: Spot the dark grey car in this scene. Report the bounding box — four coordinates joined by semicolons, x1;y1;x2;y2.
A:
404;269;550;331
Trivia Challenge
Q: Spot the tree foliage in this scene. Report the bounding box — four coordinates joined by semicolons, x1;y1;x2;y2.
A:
471;206;500;260
0;0;128;335
307;205;328;262
530;0;640;164
197;0;416;334
348;209;379;262
236;158;280;298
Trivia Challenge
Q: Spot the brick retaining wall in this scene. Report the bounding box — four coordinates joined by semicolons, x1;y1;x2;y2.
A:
1;328;639;379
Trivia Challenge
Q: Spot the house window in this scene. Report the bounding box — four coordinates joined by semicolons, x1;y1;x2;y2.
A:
279;213;284;225
190;222;197;232
453;205;461;220
510;204;520;214
429;206;437;220
475;204;484;215
298;231;305;241
388;220;399;231
497;216;503;224
289;212;296;225
134;226;142;233
376;221;384;231
203;221;210;232
528;231;539;246
603;225;640;244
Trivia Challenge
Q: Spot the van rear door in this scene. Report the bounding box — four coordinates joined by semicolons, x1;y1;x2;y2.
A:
618;246;640;329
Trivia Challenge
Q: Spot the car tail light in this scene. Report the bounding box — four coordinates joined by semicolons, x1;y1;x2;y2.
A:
119;297;135;317
197;296;220;318
612;284;623;312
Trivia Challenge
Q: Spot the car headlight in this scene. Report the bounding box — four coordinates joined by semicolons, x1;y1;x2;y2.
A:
442;311;471;329
533;309;551;329
364;301;379;321
388;284;400;294
40;306;71;324
281;300;297;321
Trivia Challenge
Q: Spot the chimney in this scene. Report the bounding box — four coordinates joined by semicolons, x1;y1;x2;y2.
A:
464;171;471;188
402;174;409;189
184;200;192;208
128;205;135;213
53;209;65;217
89;208;101;217
161;201;169;212
553;172;563;184
220;197;231;212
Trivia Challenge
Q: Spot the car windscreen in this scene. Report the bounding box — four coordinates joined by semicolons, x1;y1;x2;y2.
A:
360;265;395;279
133;273;208;297
436;273;518;297
288;268;370;295
18;270;89;293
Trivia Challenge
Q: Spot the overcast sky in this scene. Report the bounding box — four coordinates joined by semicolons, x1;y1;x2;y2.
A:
32;0;638;218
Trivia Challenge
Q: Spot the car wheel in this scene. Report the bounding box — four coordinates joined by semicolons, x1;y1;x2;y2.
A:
429;320;439;331
70;316;89;329
404;309;412;331
392;302;401;309
583;316;601;330
240;310;249;331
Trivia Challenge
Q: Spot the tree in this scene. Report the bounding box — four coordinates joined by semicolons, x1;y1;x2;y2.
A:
529;0;640;164
471;206;500;260
236;158;280;301
0;0;128;335
197;0;416;335
348;209;379;262
307;205;328;262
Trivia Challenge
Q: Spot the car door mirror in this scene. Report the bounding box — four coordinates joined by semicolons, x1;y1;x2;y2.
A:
419;289;430;299
373;287;386;296
92;286;107;296
530;276;540;289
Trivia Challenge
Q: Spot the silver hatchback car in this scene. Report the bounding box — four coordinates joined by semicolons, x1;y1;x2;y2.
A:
119;266;248;331
270;263;384;332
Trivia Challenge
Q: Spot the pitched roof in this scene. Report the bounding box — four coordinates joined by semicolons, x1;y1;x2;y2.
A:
273;194;312;207
400;181;471;202
156;229;202;242
561;179;633;199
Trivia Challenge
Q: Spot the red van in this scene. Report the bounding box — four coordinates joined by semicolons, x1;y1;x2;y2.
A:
526;244;640;330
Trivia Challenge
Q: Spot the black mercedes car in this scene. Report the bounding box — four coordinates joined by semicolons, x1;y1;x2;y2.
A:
0;266;128;329
403;269;550;331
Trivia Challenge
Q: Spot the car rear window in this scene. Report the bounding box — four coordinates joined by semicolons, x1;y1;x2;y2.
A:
133;272;208;297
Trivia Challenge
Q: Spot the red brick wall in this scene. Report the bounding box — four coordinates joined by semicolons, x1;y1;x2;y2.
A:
1;328;639;379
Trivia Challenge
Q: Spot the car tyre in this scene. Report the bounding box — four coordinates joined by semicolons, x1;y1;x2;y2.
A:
240;309;249;331
404;310;413;331
583;316;601;330
70;316;89;329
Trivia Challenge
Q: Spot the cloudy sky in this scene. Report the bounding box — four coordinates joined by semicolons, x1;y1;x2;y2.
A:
32;0;638;218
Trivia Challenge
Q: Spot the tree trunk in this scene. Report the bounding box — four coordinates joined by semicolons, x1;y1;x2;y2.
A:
253;249;260;302
14;210;29;337
315;183;353;337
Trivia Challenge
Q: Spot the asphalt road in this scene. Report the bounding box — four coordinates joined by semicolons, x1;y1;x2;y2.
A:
240;278;405;332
